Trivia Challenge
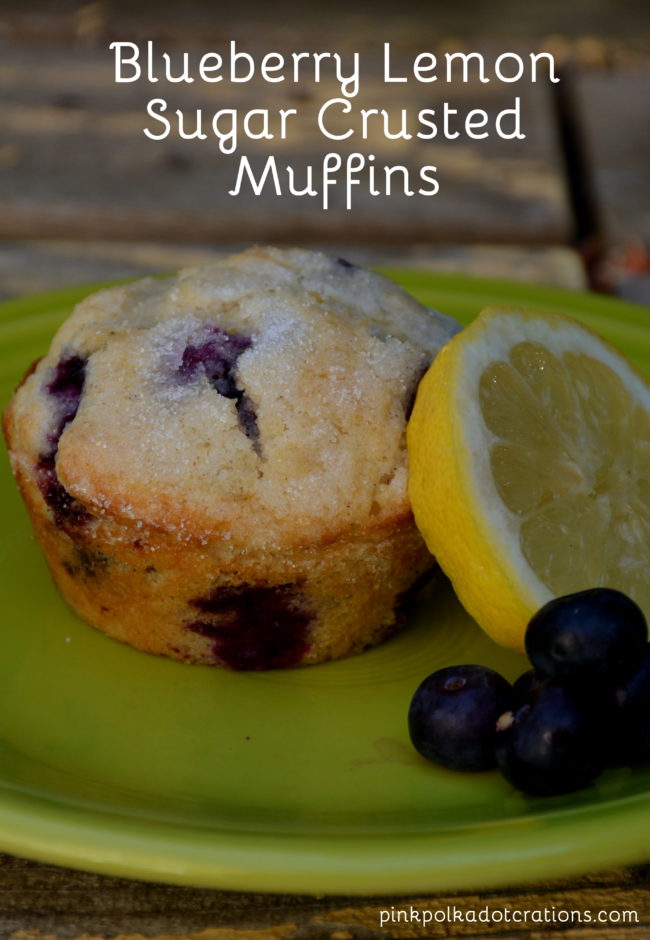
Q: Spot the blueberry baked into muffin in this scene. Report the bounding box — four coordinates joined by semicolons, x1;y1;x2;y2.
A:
3;247;459;669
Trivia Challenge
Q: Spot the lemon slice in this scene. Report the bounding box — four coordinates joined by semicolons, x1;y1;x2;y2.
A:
407;306;650;651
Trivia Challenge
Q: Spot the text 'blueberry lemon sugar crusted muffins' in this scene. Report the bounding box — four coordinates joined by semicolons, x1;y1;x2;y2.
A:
3;247;460;669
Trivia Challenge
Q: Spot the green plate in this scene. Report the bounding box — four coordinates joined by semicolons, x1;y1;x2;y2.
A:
0;273;649;895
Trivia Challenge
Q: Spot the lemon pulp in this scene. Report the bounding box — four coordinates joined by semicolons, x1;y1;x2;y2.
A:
481;340;650;611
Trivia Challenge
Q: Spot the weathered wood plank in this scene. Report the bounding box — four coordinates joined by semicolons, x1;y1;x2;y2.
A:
0;853;648;939
0;34;570;244
0;240;585;301
2;1;649;49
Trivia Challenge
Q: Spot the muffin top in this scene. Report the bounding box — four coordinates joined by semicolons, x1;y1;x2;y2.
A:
10;247;460;548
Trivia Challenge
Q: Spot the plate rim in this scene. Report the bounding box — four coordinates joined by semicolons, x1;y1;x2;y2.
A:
2;779;650;894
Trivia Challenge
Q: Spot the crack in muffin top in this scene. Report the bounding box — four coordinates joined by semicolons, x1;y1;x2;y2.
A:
11;247;460;549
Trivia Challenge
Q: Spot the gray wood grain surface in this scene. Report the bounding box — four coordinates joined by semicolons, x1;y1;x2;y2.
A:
0;21;571;244
0;240;586;301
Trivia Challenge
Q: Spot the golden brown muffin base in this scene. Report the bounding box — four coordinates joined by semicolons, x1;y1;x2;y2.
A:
5;403;433;669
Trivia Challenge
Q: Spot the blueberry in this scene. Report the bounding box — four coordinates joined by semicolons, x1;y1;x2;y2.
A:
187;583;312;670
608;644;650;765
38;353;90;527
525;588;647;683
46;354;87;439
408;665;512;771
495;682;604;796
36;453;92;527
47;353;86;403
178;326;260;454
179;327;251;397
511;668;546;701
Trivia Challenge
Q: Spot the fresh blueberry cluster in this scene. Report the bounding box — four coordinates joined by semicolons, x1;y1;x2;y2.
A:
408;588;650;796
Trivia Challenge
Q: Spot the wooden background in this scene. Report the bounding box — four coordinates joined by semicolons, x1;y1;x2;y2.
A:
0;1;649;937
0;0;647;302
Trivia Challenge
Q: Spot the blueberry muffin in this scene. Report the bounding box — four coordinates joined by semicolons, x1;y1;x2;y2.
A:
3;247;459;669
